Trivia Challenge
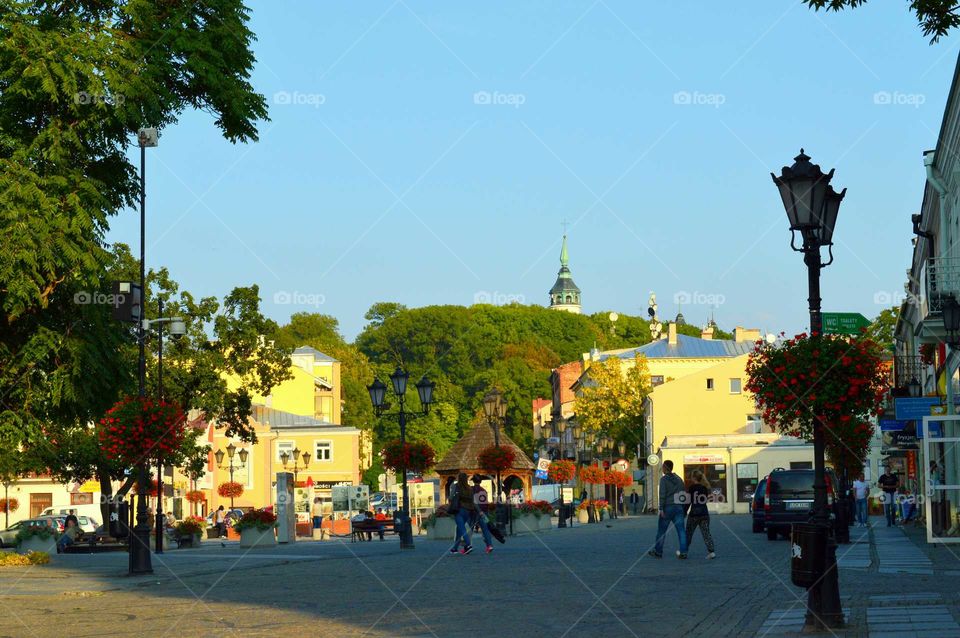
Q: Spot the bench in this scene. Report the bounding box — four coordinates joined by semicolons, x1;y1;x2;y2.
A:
351;520;396;542
62;533;127;554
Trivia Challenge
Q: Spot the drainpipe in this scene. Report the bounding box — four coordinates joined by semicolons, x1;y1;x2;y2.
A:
726;446;734;515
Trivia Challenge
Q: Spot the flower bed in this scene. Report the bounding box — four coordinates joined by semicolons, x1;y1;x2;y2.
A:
514;500;552;518
235;509;277;548
0;551;49;566
175;516;205;537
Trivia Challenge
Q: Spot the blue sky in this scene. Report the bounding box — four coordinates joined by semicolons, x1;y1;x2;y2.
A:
106;0;960;340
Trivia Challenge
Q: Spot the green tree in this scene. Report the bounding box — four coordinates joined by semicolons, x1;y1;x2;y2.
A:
867;307;899;352
804;0;959;42
574;355;653;455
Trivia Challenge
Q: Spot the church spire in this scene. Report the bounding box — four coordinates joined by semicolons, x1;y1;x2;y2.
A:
549;233;581;314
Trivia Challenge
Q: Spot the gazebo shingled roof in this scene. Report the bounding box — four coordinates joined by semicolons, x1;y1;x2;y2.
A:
435;421;535;472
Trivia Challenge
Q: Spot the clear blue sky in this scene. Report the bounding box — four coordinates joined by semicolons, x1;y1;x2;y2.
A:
106;1;959;340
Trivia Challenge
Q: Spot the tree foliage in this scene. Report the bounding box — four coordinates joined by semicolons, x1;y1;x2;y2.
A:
866;307;899;352
804;0;960;42
574;355;653;455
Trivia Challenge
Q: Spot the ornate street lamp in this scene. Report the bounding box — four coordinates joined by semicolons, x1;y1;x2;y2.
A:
482;388;511;533
943;295;960;346
908;377;922;399
281;448;310;485
215;444;248;509
368;368;435;549
772;148;846;630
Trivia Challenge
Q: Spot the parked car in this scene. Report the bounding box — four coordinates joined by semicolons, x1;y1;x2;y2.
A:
763;468;837;541
370;493;398;511
0;517;61;547
750;477;767;533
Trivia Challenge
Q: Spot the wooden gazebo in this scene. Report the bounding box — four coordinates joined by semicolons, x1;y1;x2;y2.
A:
434;422;536;501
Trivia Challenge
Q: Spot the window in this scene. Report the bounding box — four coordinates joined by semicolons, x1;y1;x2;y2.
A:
651;375;665;387
277;440;295;463
729;378;742;394
736;463;759;502
314;440;332;462
70;493;93;505
706;378;714;391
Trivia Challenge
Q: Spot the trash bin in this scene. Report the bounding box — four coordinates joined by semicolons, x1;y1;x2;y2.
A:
791;522;827;588
111;502;130;539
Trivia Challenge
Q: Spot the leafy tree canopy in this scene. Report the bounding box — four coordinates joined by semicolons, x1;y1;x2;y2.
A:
804;0;960;42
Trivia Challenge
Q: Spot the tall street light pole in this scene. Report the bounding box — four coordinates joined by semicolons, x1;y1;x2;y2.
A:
556;418;567;528
280;449;311;487
483;389;509;534
368;369;435;550
130;127;158;576
772;149;845;631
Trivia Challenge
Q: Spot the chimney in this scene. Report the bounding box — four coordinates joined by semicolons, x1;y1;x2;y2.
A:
733;327;761;343
701;326;714;340
668;322;677;346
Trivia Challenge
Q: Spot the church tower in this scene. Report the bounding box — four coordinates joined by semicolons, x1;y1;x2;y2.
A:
549;235;582;314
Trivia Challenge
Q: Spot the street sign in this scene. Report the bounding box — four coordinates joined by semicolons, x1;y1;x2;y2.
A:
646;454;660;466
821;312;870;335
535;458;550;480
879;418;909;432
894;397;956;421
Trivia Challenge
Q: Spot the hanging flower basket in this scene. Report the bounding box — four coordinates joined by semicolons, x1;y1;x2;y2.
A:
604;470;632;489
579;465;605;485
132;479;160;497
547;460;576;483
920;343;936;366
746;333;886;439
98;396;187;466
380;440;435;474
477;445;515;473
826;421;874;477
217;482;244;499
0;498;18;514
185;490;206;504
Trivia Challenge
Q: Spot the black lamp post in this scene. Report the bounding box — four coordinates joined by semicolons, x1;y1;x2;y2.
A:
772;148;846;630
483;389;511;535
2;479;11;529
556;419;568;528
368;368;435;549
130;127;158;576
215;444;248;509
280;448;311;486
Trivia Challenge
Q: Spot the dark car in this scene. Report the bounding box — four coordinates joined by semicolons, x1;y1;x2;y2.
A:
750;477;767;533
763;468;837;540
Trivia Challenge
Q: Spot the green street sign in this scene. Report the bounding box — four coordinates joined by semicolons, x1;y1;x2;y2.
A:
822;312;870;335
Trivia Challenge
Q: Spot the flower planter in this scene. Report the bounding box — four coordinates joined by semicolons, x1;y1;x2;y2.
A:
17;536;56;555
577;510;589;524
512;513;540;535
425;517;456;541
239;527;276;548
226;526;241;541
191;533;202;547
539;515;552;531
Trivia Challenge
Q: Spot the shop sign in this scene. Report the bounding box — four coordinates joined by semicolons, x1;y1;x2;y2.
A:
890;431;919;449
879;418;909;432
683;454;723;464
907;452;917;480
896;397;959;421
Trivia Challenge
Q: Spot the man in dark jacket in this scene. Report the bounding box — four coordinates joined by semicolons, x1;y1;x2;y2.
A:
648;460;689;559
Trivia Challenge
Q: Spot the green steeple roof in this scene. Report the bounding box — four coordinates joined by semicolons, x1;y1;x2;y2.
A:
549;235;581;300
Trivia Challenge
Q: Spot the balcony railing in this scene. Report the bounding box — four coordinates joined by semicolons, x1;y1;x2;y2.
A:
893;355;924;389
926;257;960;313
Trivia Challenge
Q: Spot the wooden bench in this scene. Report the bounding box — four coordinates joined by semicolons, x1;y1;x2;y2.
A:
62;533;127;554
351;520;396;542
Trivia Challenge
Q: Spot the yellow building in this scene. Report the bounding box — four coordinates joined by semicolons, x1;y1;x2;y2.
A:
175;345;366;521
206;405;362;516
575;323;813;513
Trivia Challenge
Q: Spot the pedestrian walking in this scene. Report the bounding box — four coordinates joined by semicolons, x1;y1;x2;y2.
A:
852;473;869;527
311;497;323;531
618;491;624;515
648;460;688;559
629;491;640;515
449;472;477;555
684;470;716;559
214;505;227;538
471;475;494;553
877;467;899;527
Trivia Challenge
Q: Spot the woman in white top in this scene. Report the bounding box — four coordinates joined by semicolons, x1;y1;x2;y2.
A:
852;473;870;527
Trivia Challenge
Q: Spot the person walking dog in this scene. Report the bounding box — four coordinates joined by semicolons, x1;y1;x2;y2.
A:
648;460;688;559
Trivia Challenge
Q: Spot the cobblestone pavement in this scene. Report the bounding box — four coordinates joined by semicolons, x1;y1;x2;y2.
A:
1;514;959;638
